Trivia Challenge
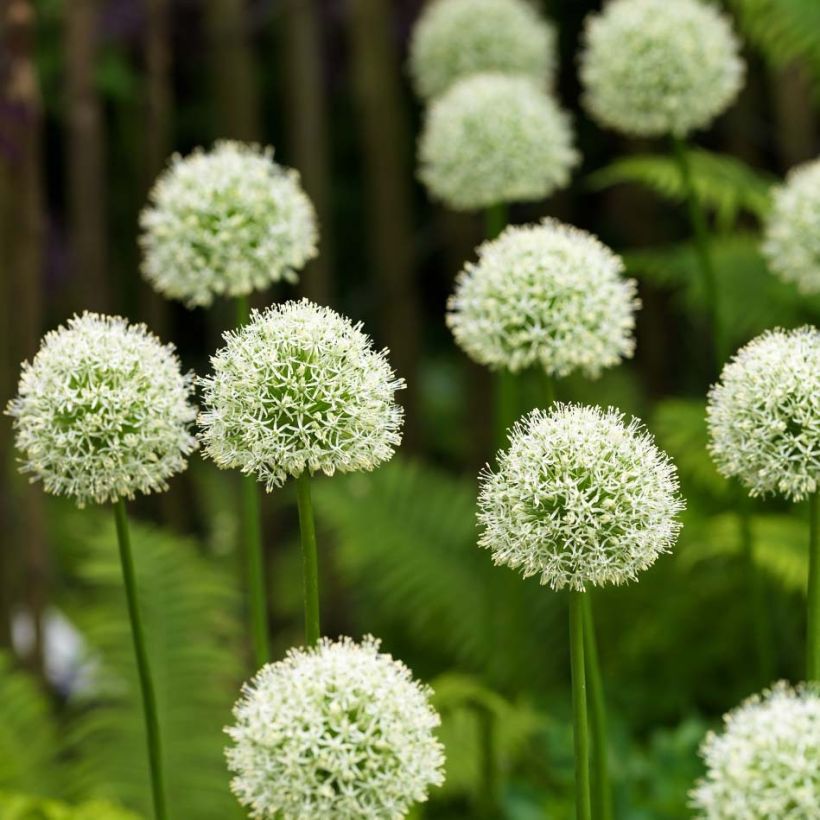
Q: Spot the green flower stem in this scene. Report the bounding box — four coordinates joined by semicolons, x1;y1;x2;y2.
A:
113;500;167;820
582;592;613;820
569;590;592;820
494;369;518;451
296;471;321;646
235;295;270;667
485;201;508;240
808;491;820;680
671;136;722;372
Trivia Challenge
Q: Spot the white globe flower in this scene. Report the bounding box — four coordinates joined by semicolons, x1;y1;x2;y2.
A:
762;158;820;295
417;73;579;211
691;682;820;819
408;0;557;101
198;299;404;490
478;404;684;590
140;140;318;308
579;0;745;137
707;326;820;502
6;313;197;508
226;636;445;819
447;219;639;377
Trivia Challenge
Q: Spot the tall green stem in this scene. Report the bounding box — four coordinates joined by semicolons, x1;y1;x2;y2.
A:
671;136;722;372
113;500;167;820
485;202;508;240
296;471;321;645
808;491;820;680
582;593;613;820
569;590;592;820
235;295;270;667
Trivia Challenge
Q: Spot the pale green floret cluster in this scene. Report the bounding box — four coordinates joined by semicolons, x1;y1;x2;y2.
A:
579;0;745;137
408;0;557;101
478;404;684;591
762;158;820;295
139;140;318;308
447;219;639;377
6;313;197;508
225;636;445;819
417;73;578;211
707;326;820;502
198;299;404;491
691;682;820;819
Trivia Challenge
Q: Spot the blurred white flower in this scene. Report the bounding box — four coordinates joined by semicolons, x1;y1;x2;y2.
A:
408;0;557;101
417;73;578;211
478;404;684;590
226;636;445;819
707;326;820;501
6;313;197;508
140;140;318;308
691;682;820;819
198;299;404;490
763;158;820;295
579;0;745;137
447;219;639;377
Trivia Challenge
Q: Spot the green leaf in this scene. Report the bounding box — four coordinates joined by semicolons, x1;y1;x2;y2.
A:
587;150;775;229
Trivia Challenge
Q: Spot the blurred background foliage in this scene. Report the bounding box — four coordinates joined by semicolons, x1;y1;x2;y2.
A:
1;0;819;817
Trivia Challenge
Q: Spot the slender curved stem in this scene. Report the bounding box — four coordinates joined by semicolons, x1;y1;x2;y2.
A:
235;295;270;667
113;500;167;820
485;202;508;240
296;471;321;645
582;593;613;820
671;136;722;373
808;491;820;680
569;590;592;820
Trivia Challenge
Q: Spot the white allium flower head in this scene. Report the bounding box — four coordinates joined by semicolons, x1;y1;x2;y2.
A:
478;404;684;590
225;636;445;819
707;326;820;502
579;0;745;137
762;158;820;295
691;682;820;819
417;73;579;211
198;299;404;490
408;0;557;101
447;219;640;377
139;140;318;308
5;313;197;508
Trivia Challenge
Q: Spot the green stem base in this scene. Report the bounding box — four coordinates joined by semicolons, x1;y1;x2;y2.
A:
296;472;321;646
569;590;592;820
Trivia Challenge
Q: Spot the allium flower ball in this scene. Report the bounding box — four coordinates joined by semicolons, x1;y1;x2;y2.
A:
478;404;684;590
762;158;820;295
579;0;745;137
417;73;578;211
707;327;820;502
691;682;820;819
140;140;318;308
408;0;557;101
199;299;404;490
447;219;639;378
6;313;197;508
226;636;445;819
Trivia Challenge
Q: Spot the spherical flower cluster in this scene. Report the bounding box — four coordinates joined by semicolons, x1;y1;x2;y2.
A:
408;0;557;102
762;158;820;295
447;219;639;377
139;140;318;308
707;326;820;502
478;404;684;590
579;0;745;137
225;636;445;819
6;313;197;508
691;682;820;818
199;299;404;490
417;73;578;211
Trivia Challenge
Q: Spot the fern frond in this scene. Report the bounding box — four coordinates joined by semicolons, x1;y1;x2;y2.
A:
588;150;774;229
48;507;245;819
